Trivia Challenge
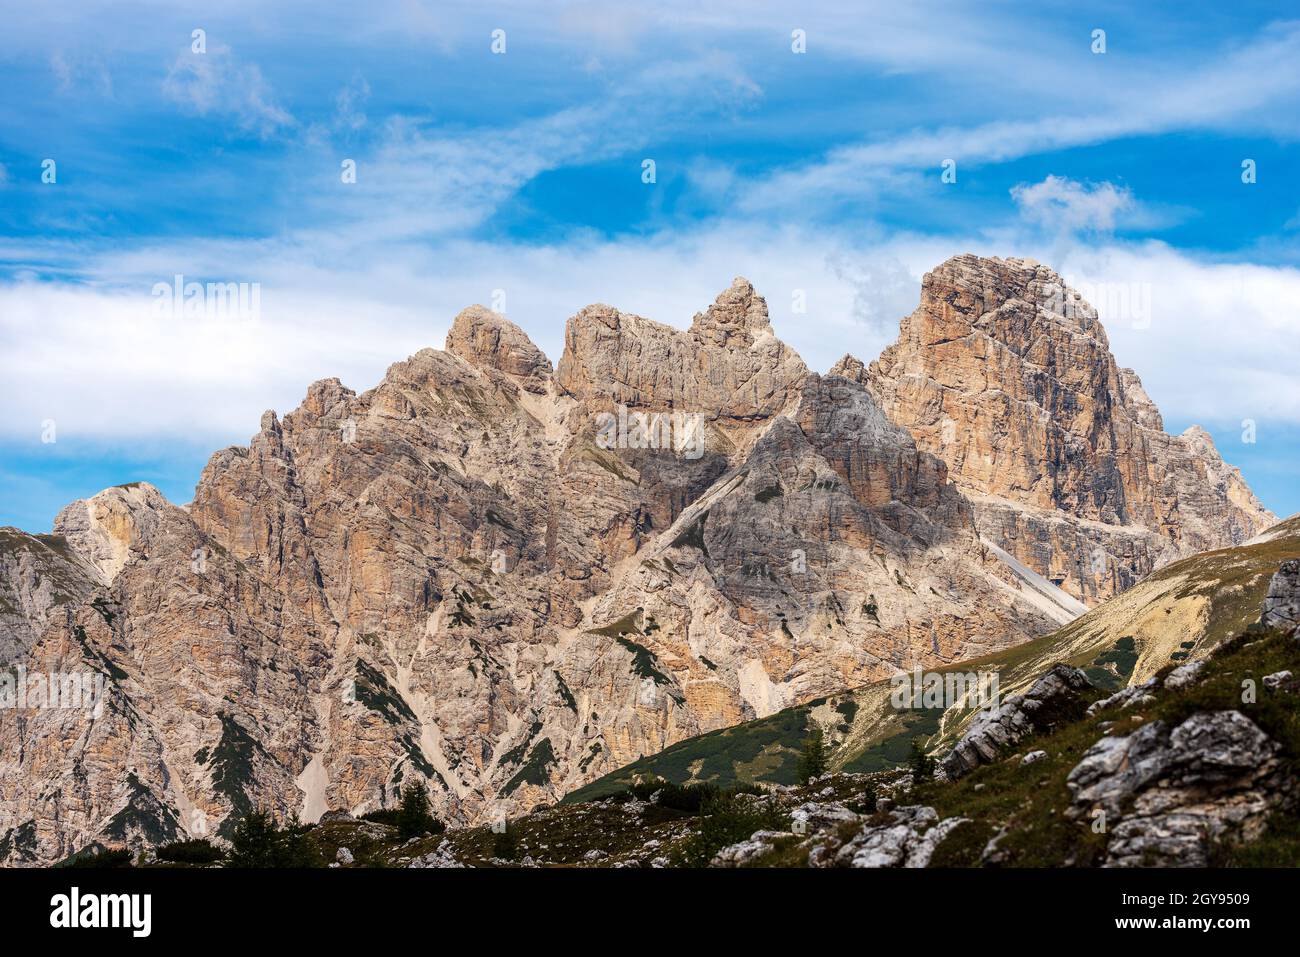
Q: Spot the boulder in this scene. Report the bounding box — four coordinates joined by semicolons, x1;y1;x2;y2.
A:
710;830;794;867
1263;670;1293;692
407;841;468;869
831;806;967;869
1164;659;1206;691
939;664;1094;780
1087;677;1159;716
1066;711;1283;866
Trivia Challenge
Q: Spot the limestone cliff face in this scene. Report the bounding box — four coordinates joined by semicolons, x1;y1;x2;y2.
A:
555;278;810;459
0;277;1075;864
862;255;1275;603
53;483;171;584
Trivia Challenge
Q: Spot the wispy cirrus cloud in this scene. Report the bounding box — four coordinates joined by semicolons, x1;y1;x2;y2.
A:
162;41;294;136
294;51;763;240
737;20;1300;216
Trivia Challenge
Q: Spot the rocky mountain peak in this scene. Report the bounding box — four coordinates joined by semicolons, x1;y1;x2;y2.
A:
1118;368;1164;431
556;283;806;434
868;255;1275;603
915;254;1109;345
445;305;553;394
299;376;356;419
53;482;172;583
828;353;868;382
689;276;771;347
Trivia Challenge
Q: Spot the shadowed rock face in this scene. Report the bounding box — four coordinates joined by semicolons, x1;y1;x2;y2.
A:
0;528;102;663
1260;560;1300;636
862;255;1276;604
0;266;1272;864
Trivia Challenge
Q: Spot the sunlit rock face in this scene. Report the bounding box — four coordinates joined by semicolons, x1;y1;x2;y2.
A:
862;254;1274;604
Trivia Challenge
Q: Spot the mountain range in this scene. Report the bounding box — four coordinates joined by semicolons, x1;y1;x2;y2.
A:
0;254;1277;865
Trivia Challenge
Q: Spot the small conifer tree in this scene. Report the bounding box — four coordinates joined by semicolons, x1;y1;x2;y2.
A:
796;727;828;784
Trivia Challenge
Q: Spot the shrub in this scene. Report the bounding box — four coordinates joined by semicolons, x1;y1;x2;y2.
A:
359;808;401;827
680;791;789;867
155;837;225;865
847;784;878;815
61;846;133;868
491;821;520;861
908;739;935;785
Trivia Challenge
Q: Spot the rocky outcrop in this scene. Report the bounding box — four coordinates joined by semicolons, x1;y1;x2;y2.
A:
1260;560;1300;636
939;664;1095;780
445;306;553;395
711;829;794;867
407;840;467;868
1066;711;1285;866
865;255;1276;604
708;799;968;869
831;805;968;868
1087;678;1158;716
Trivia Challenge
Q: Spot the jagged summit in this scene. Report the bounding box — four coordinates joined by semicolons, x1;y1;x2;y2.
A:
828;353;868;381
53;482;171;584
689;276;772;344
867;254;1275;602
445;305;553;395
555;281;806;432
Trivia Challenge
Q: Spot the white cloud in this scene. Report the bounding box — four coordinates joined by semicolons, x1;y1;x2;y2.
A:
3;225;1298;463
287;52;761;242
162;43;294;136
1049;243;1300;428
1011;176;1134;233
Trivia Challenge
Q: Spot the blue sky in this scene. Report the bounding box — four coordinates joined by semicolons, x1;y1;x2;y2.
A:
1;0;1298;531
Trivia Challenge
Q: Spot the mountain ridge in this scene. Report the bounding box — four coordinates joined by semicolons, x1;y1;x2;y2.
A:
0;255;1276;865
